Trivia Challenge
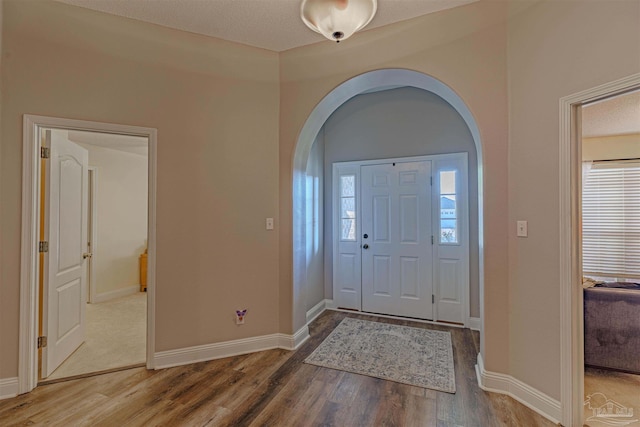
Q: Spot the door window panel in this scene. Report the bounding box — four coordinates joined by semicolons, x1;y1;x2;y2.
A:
440;170;458;244
340;175;356;241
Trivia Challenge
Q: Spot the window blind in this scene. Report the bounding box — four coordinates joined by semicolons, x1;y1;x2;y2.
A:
582;161;640;279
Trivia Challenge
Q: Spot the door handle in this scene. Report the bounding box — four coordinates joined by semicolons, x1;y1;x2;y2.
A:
362;244;369;249
83;253;93;259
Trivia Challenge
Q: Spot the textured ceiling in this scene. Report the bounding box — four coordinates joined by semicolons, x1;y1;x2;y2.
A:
54;0;476;52
583;90;640;138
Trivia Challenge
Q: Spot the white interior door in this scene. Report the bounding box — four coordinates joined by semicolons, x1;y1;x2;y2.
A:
361;161;433;319
42;129;89;378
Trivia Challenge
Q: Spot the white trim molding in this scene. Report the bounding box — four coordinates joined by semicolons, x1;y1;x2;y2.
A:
0;378;19;400
154;327;310;370
279;326;311;350
92;285;140;304
468;317;481;331
19;115;158;394
558;73;640;427
306;299;329;324
475;353;561;425
324;299;338;310
87;167;98;303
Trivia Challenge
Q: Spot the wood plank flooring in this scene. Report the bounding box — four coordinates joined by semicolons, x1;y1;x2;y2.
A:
0;311;557;426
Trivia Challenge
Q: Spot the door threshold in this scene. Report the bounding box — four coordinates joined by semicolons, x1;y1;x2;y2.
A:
330;307;467;329
38;363;146;386
436;320;464;326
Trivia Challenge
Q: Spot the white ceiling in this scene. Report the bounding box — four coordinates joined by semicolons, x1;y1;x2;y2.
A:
582;90;640;138
54;0;477;52
67;130;149;156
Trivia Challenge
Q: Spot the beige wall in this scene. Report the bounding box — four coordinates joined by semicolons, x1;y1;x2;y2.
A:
0;0;280;378
583;133;640;161
74;138;148;297
1;0;637;407
507;0;640;400
279;1;510;373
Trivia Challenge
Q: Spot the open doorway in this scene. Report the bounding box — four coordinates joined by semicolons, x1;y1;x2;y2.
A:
37;128;149;382
559;73;640;426
302;85;478;328
19;115;157;395
580;90;640;425
293;70;485;344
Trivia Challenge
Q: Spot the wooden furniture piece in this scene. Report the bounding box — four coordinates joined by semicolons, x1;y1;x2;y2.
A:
139;250;147;292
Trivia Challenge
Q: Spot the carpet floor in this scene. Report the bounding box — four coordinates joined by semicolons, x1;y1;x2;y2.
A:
46;292;147;380
304;317;456;393
584;367;640;426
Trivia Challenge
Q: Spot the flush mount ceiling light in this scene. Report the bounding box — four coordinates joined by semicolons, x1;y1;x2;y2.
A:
301;0;378;43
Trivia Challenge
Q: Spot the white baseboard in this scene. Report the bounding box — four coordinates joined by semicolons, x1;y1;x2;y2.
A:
278;326;310;350
0;377;19;400
468;317;481;331
92;285;140;303
475;353;561;424
154;326;310;370
306;299;330;323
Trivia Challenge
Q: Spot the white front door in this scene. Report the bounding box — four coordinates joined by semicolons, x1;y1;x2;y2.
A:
42;130;89;378
361;161;433;319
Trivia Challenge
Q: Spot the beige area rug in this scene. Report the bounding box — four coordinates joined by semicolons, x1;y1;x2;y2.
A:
47;292;147;380
305;318;456;393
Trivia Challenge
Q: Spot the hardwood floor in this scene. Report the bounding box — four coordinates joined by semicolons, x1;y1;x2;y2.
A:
0;311;556;426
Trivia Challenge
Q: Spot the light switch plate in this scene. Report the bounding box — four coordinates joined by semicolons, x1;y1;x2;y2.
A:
266;218;274;230
517;220;528;237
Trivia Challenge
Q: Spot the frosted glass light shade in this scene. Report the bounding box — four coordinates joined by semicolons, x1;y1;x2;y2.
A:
301;0;377;43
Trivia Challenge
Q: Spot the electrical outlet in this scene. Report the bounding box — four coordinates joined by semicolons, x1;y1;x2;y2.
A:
235;309;247;325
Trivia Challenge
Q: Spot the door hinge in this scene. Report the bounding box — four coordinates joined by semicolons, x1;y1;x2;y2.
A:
432;295;435;304
39;241;49;253
40;147;50;159
431;235;434;245
37;336;47;349
430;176;433;186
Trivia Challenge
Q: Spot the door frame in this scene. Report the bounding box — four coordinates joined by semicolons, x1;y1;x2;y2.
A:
19;115;158;394
332;152;470;325
87;167;98;304
558;73;640;426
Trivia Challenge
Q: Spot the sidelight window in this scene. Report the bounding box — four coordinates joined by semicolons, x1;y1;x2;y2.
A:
340;175;356;241
439;170;458;244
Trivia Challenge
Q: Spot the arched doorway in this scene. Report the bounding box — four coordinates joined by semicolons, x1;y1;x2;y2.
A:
291;69;485;354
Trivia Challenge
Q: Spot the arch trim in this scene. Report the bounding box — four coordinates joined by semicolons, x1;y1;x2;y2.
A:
291;68;485;354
